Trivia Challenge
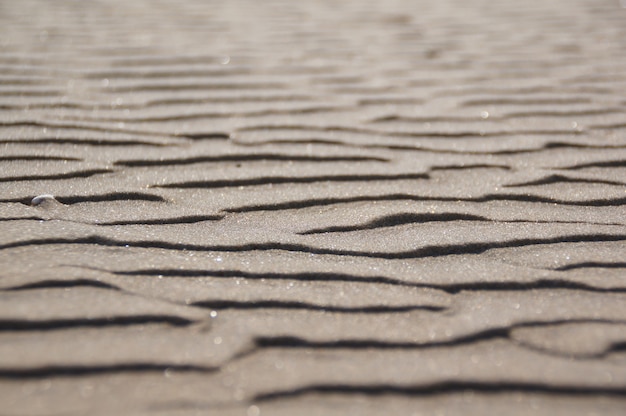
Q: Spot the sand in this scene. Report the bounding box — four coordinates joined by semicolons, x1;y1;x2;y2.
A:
1;0;626;414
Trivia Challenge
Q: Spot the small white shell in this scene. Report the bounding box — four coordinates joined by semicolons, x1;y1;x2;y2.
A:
31;194;58;206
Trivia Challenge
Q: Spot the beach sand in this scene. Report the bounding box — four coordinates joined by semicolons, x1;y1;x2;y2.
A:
1;0;626;414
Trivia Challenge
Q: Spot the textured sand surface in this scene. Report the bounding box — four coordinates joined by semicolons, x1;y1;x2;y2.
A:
1;0;626;414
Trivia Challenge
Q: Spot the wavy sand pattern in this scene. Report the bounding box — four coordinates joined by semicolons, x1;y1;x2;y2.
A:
1;0;626;414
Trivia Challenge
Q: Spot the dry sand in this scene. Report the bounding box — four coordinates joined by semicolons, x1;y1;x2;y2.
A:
1;0;626;414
